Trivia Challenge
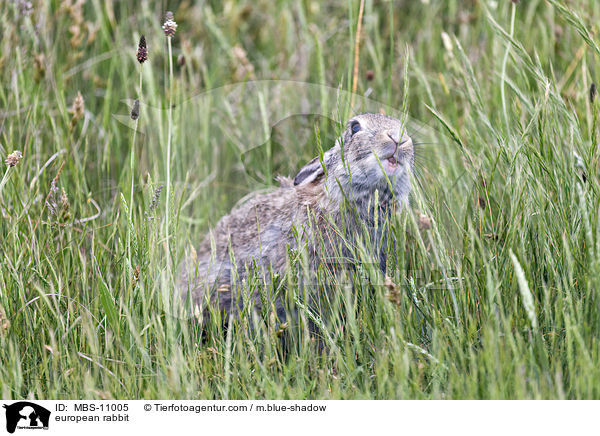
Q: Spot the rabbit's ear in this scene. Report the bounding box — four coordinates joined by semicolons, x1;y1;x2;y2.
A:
294;156;324;185
294;144;339;186
294;143;340;186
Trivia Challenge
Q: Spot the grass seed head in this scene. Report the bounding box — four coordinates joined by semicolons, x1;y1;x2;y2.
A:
149;184;163;210
69;91;85;130
232;44;255;81
418;213;432;231
132;266;140;289
34;53;46;82
71;91;85;117
136;35;148;64
0;305;9;337
131;99;140;120
46;179;71;223
384;276;402;307
162;12;178;38
5;150;23;167
16;0;33;16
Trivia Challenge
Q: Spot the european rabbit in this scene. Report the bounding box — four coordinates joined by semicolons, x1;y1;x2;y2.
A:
179;113;414;322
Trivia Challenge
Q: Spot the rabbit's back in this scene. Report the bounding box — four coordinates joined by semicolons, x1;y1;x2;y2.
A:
180;182;323;310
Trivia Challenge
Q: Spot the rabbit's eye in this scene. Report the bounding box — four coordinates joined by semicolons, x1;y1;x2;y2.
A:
350;121;361;135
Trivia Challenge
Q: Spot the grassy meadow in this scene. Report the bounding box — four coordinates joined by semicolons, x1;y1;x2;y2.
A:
1;0;600;399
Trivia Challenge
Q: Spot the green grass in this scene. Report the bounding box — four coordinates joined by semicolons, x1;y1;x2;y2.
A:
1;0;600;399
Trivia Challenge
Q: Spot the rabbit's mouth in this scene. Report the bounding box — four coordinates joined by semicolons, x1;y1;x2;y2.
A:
386;156;399;169
384;149;404;172
384;137;413;172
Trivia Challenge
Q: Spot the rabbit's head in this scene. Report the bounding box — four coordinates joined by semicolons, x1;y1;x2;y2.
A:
294;113;414;210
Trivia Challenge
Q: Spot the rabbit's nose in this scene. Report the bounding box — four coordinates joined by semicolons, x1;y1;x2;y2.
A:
387;129;401;144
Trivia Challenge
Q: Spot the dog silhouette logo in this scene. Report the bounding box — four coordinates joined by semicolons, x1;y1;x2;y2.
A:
2;402;50;433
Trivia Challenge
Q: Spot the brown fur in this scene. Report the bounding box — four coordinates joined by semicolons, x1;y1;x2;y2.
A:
179;113;414;321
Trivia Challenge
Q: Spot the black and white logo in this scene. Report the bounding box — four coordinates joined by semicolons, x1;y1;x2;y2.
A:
2;402;50;434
